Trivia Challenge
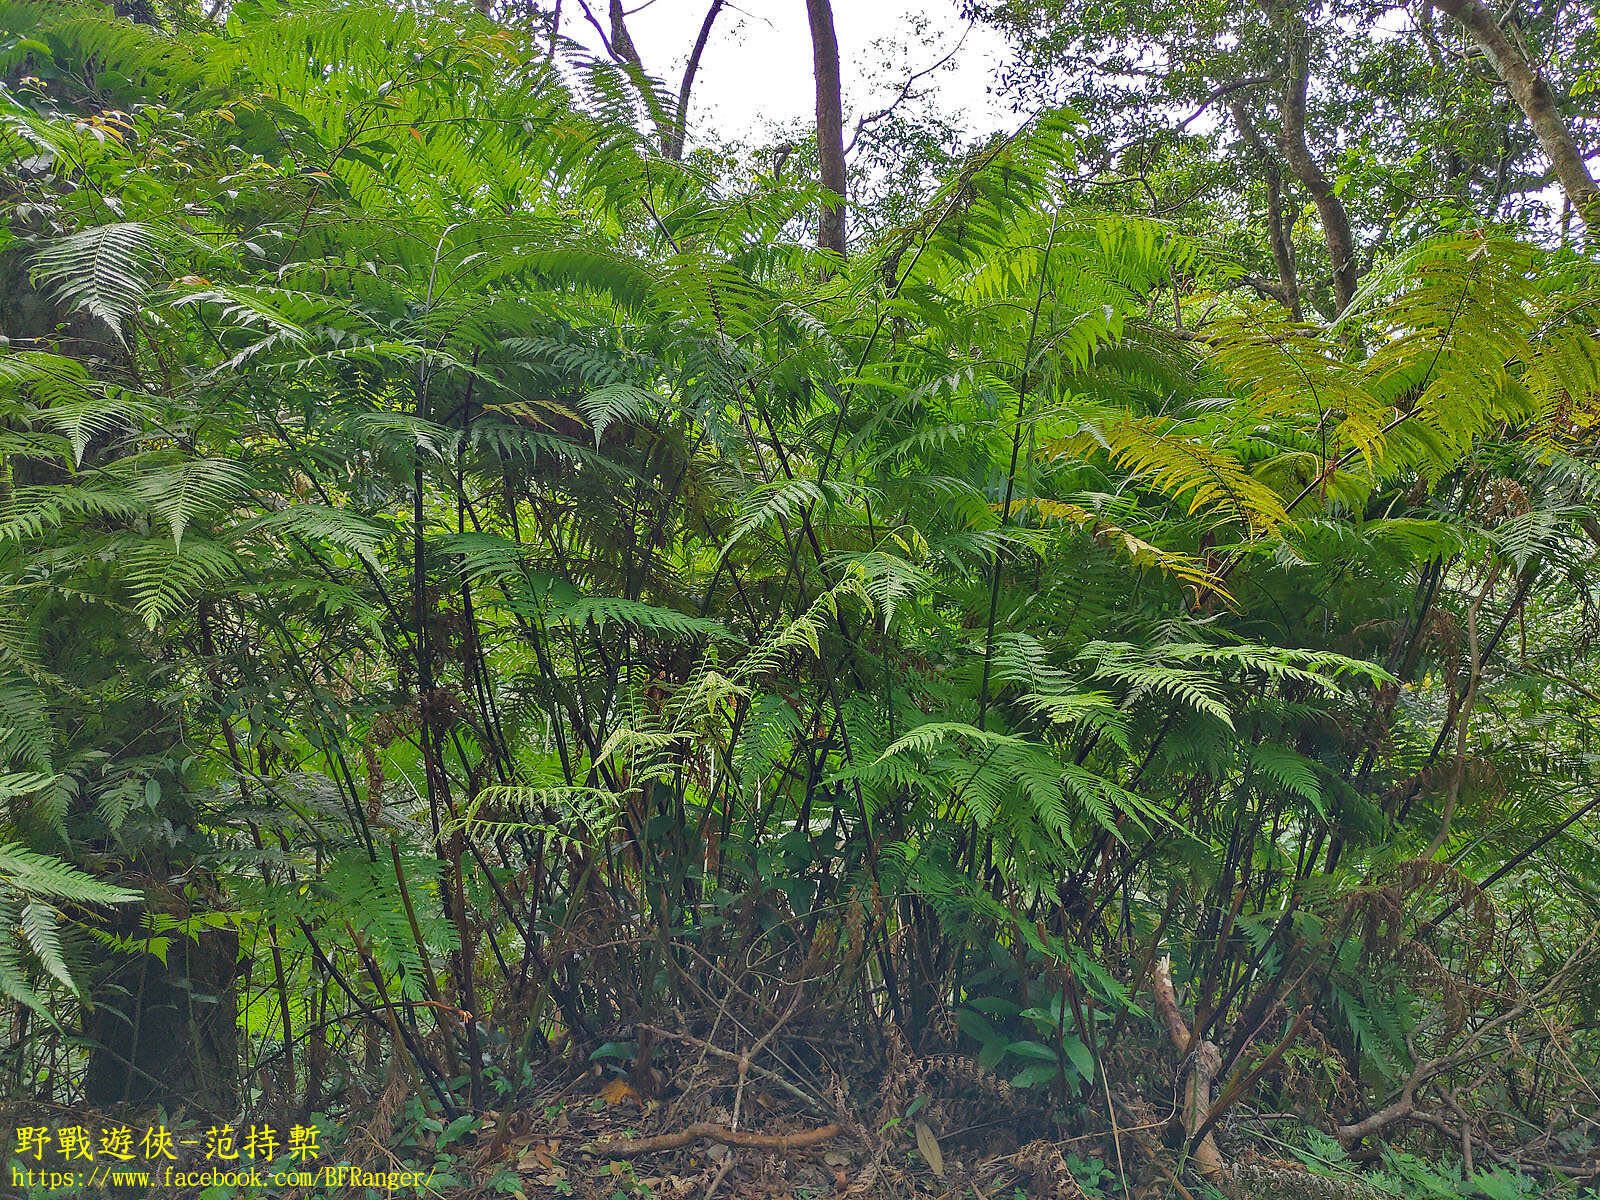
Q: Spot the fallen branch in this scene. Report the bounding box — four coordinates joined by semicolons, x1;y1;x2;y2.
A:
590;1122;841;1158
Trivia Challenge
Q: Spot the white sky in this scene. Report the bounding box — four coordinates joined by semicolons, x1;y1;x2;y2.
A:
558;2;1567;228
562;0;1017;148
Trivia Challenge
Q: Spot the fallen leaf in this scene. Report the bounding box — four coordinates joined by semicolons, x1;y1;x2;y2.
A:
914;1120;944;1178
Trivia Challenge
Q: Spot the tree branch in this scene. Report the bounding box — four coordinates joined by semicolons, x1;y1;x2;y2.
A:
1436;0;1600;223
1178;74;1273;131
663;0;726;161
844;21;973;155
1267;6;1358;314
1229;97;1302;318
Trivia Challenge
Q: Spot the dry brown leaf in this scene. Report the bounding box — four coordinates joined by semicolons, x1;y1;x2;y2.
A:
599;1077;640;1105
913;1120;944;1178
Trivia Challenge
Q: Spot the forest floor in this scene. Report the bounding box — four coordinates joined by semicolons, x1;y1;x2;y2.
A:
0;1018;1507;1200
438;1066;1087;1200
0;1060;1522;1200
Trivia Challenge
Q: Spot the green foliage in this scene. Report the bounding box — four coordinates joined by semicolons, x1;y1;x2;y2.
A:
0;4;1596;1194
0;844;136;1012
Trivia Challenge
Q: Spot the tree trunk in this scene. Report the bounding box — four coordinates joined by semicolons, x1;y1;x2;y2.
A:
804;0;847;258
592;0;723;162
83;891;240;1117
1435;0;1600;223
663;1;725;161
1229;99;1302;319
1152;956;1226;1180
1273;14;1357;315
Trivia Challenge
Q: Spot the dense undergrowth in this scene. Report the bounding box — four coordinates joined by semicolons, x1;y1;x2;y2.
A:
0;3;1598;1197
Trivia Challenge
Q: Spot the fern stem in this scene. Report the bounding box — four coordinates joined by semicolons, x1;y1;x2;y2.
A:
978;208;1062;732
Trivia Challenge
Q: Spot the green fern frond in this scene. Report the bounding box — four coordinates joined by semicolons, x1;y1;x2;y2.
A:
29;222;165;342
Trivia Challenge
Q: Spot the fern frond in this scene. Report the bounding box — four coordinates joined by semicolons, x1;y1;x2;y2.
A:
29;222;165;342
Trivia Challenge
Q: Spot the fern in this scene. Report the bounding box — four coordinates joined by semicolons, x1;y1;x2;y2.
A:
4;0;1599;1153
0;843;136;1013
29;222;165;342
135;458;260;551
0;844;137;905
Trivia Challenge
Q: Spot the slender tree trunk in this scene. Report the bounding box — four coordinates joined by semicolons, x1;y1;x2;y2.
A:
1153;957;1226;1180
1273;14;1357;314
1436;0;1600;223
586;0;723;161
664;1;725;161
1229;99;1302;319
580;0;669;143
607;0;641;69
804;0;847;258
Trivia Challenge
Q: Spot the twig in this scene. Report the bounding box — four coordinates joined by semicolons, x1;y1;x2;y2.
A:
1102;1073;1130;1198
705;1025;754;1200
703;1151;736;1200
640;1023;827;1112
1114;1097;1200;1200
590;1122;841;1158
